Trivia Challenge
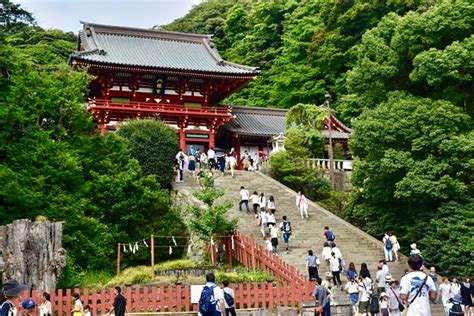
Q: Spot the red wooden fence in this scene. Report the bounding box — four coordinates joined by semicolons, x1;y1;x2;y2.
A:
228;232;314;302
23;282;308;315
21;232;314;314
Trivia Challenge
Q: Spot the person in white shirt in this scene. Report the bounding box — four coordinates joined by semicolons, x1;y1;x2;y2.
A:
331;243;343;259
222;280;236;316
266;196;276;213
254;153;260;171
345;278;359;312
387;279;402;316
438;277;451;313
410;243;421;256
258;193;266;212
296;191;309;219
399;254;436;316
238;186;250;213
207;148;216;170
259;209;268;238
376;265;387;295
39;293;52;316
358;276;372;316
321;242;332;272
329;252;342;288
269;224;279;253
227;155;237;178
250;191;259;217
266;210;276;227
449;277;461;298
199;273;225;316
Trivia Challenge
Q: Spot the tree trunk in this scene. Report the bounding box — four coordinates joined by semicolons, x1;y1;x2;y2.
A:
0;219;66;292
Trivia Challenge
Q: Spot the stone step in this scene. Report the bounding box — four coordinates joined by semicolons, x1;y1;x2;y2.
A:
175;171;444;315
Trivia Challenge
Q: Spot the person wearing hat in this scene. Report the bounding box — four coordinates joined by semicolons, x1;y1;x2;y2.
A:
20;299;35;316
379;292;389;316
447;294;465;315
428;267;439;304
387;279;402;316
410;243;421;256
1;279;27;316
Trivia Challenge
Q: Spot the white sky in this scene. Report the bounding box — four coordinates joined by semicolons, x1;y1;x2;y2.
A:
13;0;203;33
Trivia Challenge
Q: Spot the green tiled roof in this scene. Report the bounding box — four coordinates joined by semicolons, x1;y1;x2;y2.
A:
70;22;260;76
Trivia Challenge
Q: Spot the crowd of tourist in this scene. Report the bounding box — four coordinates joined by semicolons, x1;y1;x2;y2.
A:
0;282;127;316
174;146;264;183
158;146;474;316
306;227;474;316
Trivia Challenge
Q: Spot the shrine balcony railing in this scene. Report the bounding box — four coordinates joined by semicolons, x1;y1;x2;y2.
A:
306;158;353;171
87;99;233;117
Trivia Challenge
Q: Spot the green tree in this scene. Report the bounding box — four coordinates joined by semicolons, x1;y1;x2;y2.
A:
347;92;473;275
343;0;474;118
188;186;238;240
118;119;179;187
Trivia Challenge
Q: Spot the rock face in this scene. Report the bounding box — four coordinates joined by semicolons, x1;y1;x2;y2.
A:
0;219;66;291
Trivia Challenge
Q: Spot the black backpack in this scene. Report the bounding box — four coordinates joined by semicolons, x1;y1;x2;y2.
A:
281;221;292;233
449;302;464;316
223;291;234;307
370;295;380;313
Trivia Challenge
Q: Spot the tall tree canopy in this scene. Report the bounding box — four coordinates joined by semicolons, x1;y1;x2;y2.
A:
348;92;473;275
0;3;185;285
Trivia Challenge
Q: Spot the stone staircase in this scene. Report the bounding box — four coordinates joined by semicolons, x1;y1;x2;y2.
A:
176;170;444;315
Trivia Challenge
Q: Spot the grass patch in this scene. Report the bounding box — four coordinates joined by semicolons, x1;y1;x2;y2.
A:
76;270;113;288
215;269;272;283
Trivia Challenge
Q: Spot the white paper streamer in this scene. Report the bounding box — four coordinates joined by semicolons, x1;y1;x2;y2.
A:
123;244;127;253
169;246;173;255
172;236;177;246
129;244;133;252
143;240;148;248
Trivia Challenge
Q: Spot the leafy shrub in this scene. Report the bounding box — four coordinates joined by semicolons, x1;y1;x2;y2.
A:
215;270;273;283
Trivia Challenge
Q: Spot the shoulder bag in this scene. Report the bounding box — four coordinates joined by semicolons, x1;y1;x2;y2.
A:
401;275;428;316
389;287;405;312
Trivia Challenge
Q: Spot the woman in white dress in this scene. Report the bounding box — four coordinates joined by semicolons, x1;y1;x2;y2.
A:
438;277;452;312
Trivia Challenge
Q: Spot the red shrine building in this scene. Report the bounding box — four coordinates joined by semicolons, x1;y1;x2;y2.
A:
69;22;351;159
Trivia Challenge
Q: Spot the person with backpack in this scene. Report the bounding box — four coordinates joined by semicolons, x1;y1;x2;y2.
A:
447;295;465;315
382;232;393;262
399;254;437;315
222;280;236;316
389;232;400;262
199;273;225;316
323;227;335;246
279;215;292;252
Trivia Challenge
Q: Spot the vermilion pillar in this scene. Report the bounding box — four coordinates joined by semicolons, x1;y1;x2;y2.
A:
209;131;215;148
179;128;186;151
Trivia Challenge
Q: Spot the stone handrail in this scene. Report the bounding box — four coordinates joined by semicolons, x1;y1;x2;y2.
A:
306;158;352;170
